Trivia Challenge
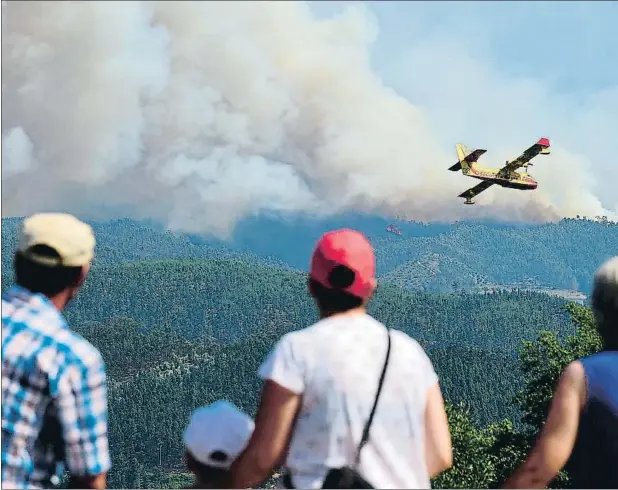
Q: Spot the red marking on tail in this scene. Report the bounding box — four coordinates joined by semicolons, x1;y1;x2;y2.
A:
537;137;550;147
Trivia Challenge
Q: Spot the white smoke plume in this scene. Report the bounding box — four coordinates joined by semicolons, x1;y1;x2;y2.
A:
2;1;614;237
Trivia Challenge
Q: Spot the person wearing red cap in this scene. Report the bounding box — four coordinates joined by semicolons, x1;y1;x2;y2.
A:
227;229;452;489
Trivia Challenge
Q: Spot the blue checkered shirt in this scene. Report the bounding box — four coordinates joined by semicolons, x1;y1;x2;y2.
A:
2;285;111;489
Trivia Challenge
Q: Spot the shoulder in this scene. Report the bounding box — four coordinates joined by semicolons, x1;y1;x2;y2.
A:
556;360;587;403
390;328;431;359
269;327;314;360
388;328;439;385
580;350;618;368
48;330;107;398
2;289;69;343
261;320;333;369
1;296;16;319
561;360;586;383
54;328;106;373
2;290;104;375
533;360;587;417
276;319;329;348
2;289;62;332
573;352;618;395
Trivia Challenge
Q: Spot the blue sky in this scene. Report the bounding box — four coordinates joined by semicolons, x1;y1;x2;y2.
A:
310;1;618;215
311;1;617;92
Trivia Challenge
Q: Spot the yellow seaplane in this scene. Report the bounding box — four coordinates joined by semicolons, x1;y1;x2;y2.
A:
448;137;550;204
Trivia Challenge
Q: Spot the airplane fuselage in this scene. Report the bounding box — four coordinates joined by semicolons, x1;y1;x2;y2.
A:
463;165;538;190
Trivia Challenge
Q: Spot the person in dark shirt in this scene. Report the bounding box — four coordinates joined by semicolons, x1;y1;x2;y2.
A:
504;255;618;489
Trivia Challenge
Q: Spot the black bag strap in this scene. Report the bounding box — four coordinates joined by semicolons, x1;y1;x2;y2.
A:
353;327;391;466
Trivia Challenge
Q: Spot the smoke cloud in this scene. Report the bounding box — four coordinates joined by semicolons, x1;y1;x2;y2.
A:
2;1;614;237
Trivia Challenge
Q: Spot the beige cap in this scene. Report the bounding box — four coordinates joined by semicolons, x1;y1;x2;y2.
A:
18;213;95;267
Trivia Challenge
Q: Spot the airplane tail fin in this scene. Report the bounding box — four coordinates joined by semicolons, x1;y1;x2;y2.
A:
448;144;486;172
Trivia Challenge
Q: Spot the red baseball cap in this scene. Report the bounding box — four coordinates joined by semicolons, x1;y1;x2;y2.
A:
310;228;376;300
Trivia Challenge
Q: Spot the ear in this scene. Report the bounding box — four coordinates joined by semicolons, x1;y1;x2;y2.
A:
184;451;198;473
75;263;91;287
363;278;377;305
307;276;316;297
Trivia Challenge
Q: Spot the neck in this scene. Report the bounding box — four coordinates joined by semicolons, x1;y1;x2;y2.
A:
48;291;71;311
193;478;221;489
320;306;366;320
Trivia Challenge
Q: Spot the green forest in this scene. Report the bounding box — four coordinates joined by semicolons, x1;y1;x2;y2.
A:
0;217;613;488
3;215;617;294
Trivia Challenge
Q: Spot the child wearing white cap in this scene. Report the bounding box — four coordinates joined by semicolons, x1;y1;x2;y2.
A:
183;400;255;488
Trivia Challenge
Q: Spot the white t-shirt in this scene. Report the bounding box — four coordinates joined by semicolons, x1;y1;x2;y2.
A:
258;312;439;489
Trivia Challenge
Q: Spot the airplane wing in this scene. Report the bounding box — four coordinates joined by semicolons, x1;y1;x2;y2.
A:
458;180;495;200
502;137;550;173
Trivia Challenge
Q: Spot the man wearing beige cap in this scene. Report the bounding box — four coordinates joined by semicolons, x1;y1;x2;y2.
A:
2;213;111;489
183;401;254;488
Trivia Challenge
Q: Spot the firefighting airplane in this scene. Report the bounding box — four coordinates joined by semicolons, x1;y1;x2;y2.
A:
448;137;551;204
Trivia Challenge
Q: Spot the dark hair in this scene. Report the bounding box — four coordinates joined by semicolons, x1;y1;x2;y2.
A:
185;451;229;487
14;245;83;297
592;287;618;351
309;264;365;314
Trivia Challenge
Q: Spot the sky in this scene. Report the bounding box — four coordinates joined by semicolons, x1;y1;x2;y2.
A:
311;0;618;210
2;1;617;236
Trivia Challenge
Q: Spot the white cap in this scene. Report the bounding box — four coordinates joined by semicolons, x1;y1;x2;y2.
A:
183;401;254;469
18;213;95;267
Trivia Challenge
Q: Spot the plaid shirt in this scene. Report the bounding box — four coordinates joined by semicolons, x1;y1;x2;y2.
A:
2;285;111;489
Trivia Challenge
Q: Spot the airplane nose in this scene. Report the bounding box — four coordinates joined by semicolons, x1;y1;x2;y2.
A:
531;180;538;189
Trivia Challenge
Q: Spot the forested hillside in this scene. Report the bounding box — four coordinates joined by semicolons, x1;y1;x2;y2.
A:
61;300;601;489
378;218;618;294
2;257;574;489
1;257;571;421
3;215;616;295
36;256;585;489
56;260;574;350
1;215;612;489
0;217;289;272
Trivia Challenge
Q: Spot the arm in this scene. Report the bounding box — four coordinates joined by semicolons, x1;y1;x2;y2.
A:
227;334;305;489
67;473;107;489
228;380;301;488
56;350;111;489
412;339;452;478
424;382;453;478
503;361;586;489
